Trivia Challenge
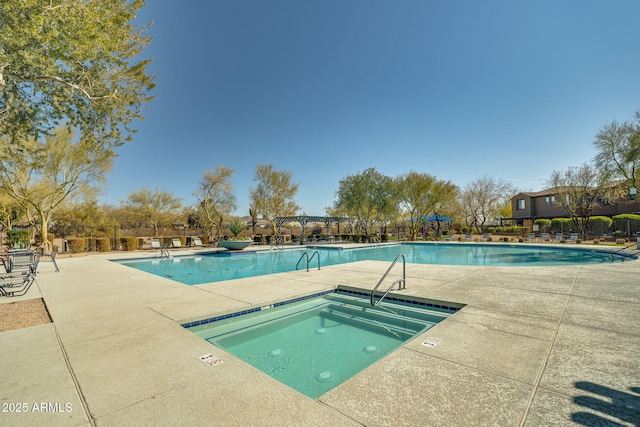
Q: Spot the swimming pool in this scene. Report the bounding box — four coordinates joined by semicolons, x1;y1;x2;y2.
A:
118;243;635;285
185;289;459;398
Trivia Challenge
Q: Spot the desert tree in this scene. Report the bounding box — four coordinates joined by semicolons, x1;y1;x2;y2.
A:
333;168;398;236
593;110;640;193
249;164;300;238
0;0;155;147
0;127;113;251
547;163;622;239
193;167;237;243
396;171;458;240
0;193;25;231
122;188;183;236
460;175;516;233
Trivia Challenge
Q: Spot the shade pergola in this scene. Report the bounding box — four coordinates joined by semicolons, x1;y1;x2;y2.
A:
276;215;355;244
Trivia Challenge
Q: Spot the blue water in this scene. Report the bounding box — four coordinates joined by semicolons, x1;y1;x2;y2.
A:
187;291;454;398
118;243;634;285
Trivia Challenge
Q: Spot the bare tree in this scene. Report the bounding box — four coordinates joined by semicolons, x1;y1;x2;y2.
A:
193;167;237;243
593;110;640;192
460;176;516;233
547;163;622;239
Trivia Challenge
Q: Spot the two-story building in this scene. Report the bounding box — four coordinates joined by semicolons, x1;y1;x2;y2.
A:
510;183;640;226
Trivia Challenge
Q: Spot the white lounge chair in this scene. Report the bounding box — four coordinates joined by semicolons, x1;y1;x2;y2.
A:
192;237;204;247
171;238;182;249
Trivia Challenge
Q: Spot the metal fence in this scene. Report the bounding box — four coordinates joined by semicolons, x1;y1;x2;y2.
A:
2;219;639;254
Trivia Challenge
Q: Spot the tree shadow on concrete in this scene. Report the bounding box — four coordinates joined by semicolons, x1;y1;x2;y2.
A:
572;381;640;426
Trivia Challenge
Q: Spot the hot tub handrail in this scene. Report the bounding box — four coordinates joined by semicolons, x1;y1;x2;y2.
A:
370;254;406;306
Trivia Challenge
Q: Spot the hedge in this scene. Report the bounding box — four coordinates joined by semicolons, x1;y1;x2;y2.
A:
66;237;87;253
120;237;138;251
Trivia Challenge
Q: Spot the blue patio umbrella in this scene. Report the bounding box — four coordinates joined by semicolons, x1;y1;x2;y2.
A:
407;214;453;222
424;214;452;222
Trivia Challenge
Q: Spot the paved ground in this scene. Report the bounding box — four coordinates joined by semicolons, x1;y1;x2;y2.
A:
1;244;639;426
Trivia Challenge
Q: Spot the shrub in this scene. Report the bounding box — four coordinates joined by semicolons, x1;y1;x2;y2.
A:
120;237;138;251
551;218;573;233
67;237;87;253
5;229;30;249
96;238;111;252
352;234;362;243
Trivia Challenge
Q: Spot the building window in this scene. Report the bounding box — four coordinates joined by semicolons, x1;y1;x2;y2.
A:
545;196;550;207
546;196;557;207
517;199;525;210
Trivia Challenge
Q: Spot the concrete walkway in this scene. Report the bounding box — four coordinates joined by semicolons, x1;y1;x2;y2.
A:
1;245;639;426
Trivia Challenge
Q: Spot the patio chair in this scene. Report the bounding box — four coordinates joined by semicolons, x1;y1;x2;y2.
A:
7;251;40;276
464;233;472;241
481;233;490;241
150;238;163;250
567;233;579;244
0;273;35;297
191;237;204;248
552;233;564;243
540;233;549;242
171;238;183;249
526;233;536;242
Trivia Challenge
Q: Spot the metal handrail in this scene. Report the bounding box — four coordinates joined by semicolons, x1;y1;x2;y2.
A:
370;254;406;306
295;251;321;272
609;240;640;258
308;251;320;271
296;252;308;270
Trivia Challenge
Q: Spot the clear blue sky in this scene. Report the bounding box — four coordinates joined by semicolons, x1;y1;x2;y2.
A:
102;0;640;216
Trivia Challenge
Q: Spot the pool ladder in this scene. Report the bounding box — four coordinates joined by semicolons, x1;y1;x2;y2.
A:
370;254;406;306
296;251;320;272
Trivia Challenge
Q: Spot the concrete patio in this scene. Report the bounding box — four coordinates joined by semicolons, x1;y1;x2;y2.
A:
1;245;639;426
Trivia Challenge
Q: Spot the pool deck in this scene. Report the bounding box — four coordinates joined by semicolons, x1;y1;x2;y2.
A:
1;243;639;426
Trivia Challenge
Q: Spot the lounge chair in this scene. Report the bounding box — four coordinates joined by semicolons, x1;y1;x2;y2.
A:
7;250;39;276
171;238;182;249
191;237;204;248
552;233;564;243
481;233;490;241
150;238;163;250
567;233;579;244
0;274;35;297
464;233;472;241
526;233;536;242
0;251;39;297
540;233;549;242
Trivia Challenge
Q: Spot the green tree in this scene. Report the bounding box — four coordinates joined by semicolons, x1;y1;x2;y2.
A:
0;127;113;251
122;188;183;236
193;167;237;243
547;163;622;239
333;168;397;235
461;175;516;234
593;110;640;192
249;164;300;237
396;171;458;240
0;0;155;146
